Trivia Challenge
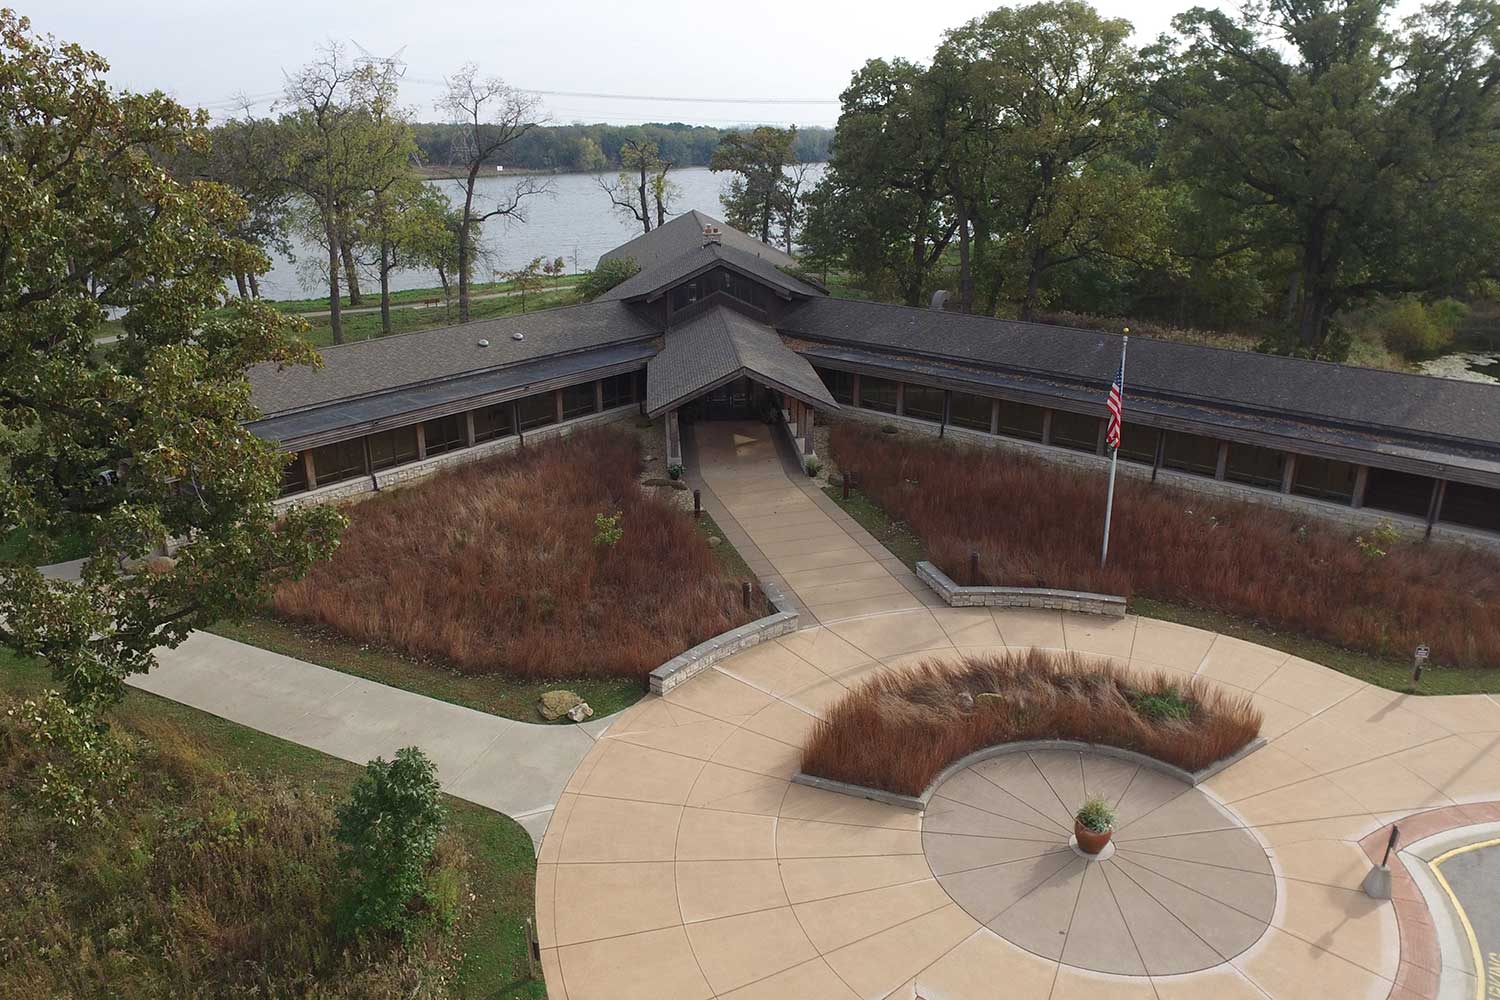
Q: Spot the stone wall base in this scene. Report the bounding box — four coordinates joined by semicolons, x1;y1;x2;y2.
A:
917;561;1127;616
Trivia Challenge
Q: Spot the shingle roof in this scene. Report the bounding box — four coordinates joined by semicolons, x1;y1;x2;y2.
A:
780;297;1500;453
599;210;798;273
248;300;657;418
600;241;823;303
645;305;838;416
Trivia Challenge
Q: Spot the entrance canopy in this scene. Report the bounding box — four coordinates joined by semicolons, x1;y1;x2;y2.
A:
645;305;839;418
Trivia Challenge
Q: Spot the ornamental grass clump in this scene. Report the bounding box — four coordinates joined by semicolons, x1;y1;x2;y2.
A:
1075;797;1116;833
830;424;1500;668
270;428;755;680
800;649;1262;797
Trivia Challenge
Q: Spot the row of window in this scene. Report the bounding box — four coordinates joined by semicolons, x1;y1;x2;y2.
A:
280;372;640;496
815;367;1500;534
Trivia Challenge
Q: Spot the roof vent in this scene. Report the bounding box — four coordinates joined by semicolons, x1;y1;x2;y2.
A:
702;225;722;246
477;338;490;347
512;332;525;341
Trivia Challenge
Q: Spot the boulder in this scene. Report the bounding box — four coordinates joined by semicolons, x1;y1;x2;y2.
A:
707;536;723;548
538;689;582;721
566;701;594;723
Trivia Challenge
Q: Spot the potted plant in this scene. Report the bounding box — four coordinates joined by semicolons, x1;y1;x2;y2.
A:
1074;797;1115;855
667;464;684;481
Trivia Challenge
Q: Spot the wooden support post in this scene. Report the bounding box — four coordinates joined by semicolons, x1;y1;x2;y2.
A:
851;373;862;408
1281;454;1297;494
303;450;318;490
989;399;1000;436
554;389;565;424
895;382;905;417
415;422;427;460
1150;430;1165;484
1215;441;1230;481
969;551;980;586
1352;465;1370;508
1425;479;1447;538
464;411;476;447
803;406;815;456
1041;410;1054;447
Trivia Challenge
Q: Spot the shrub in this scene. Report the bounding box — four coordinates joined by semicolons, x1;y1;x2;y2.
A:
1378;297;1466;358
1076;797;1116;833
593;510;623;548
800;649;1262;796
335;747;449;943
3;690;134;828
270;428;754;679
1130;689;1192;722
577;257;641;300
829;424;1500;668
805;456;822;477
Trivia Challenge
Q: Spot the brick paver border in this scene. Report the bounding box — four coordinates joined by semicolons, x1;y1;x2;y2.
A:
1360;801;1500;999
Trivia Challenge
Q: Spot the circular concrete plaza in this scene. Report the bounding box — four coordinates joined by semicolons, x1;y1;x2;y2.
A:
538;605;1500;1000
924;750;1273;977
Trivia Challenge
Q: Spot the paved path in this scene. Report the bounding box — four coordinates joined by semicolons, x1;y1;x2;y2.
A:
687;420;941;625
539;419;1500;1000
127;631;613;845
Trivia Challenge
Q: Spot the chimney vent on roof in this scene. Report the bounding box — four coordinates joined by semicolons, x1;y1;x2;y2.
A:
702;225;721;246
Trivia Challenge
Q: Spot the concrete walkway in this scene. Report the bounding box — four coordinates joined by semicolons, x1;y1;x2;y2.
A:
687;420;941;625
127;631;613;845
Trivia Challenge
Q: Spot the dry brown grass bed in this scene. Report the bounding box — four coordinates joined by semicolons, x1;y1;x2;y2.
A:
800;649;1262;796
271;428;755;680
830;424;1500;668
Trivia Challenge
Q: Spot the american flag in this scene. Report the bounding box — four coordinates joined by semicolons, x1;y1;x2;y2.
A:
1105;359;1124;450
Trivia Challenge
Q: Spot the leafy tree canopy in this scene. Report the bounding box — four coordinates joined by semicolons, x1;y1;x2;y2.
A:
0;12;343;710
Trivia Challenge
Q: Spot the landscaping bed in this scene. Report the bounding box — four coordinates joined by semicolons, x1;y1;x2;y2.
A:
829;423;1500;670
0;650;543;999
269;427;757;682
800;648;1262;798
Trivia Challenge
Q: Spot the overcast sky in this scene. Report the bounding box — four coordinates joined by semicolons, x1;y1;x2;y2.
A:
28;0;1417;128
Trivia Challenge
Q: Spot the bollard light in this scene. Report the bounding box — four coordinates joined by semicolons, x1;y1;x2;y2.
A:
693;488;702;519
970;551;980;587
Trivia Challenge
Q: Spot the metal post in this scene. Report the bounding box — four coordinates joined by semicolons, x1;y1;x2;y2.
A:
741;580;752;610
842;471;850;500
969;551;980;586
693;489;702;520
1151;429;1164;484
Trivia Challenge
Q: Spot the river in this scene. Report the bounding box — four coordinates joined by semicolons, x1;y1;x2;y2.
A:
255;163;826;301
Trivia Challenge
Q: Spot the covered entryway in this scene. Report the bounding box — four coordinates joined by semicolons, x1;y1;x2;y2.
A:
644;304;838;469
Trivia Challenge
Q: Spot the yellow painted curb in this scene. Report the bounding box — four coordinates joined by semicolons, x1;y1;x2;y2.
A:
1430;837;1500;1000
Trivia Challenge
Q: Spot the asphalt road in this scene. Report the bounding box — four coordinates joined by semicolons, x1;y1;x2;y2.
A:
1436;839;1500;996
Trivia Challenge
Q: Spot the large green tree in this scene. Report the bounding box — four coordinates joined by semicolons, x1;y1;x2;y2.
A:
1145;0;1500;351
0;12;342;709
711;126;798;243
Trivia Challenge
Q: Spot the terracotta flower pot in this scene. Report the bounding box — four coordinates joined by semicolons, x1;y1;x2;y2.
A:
1074;819;1113;855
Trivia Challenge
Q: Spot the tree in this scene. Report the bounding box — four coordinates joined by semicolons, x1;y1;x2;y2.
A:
941;2;1161;318
598;137;677;234
0;12;342;711
1145;0;1500;351
711;126;797;242
197;107;293;300
275;44;413;343
334;747;448;942
508;256;547;312
578;257;641;300
438;65;548;322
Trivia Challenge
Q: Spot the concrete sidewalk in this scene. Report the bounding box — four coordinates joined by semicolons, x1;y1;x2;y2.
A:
129;631;614;845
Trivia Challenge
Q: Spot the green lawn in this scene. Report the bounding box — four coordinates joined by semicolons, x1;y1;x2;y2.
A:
211;613;645;723
260;274;584;315
300;288;581;347
822;483;1497;696
0;647;546;998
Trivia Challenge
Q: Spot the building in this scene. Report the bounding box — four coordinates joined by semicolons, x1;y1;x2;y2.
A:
249;211;1500;542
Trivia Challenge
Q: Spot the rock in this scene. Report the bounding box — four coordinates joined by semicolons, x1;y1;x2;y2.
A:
956;691;975;709
644;454;656;462
538;689;582;721
707;536;722;547
567;701;594;722
143;555;177;575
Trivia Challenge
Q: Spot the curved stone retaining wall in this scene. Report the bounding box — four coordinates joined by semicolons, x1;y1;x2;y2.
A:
916;560;1126;617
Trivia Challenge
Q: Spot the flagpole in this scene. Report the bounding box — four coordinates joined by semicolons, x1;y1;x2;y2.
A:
1101;333;1129;568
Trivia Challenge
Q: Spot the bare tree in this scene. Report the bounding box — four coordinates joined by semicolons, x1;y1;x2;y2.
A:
779;160;815;254
597;138;677;235
437;65;547;322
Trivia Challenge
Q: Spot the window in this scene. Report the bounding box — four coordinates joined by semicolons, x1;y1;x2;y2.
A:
1163;432;1220;477
422;414;468;457
308;438;365;487
859;376;898;414
949;392;992;432
368;425;419;470
703;267;766;310
561;382;597;420
600;372;637;410
516;391;557;431
996;400;1046;441
280;452;308;496
817;367;854;405
902;384;945;423
1441;482;1500;533
1116;424;1157;466
1223;442;1286;490
472;402;514;443
670;280;701;310
1050;409;1102;453
1291;455;1359;504
1363;467;1434;518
